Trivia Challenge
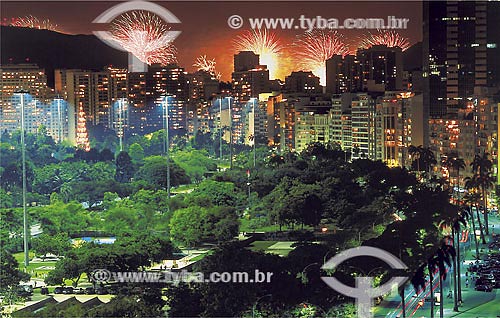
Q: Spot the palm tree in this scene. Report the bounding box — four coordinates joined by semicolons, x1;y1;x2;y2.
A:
441;155;454;192
455;208;471;303
399;282;407;318
464;177;486;244
421;147;437;176
411;263;435;318
409;145;421;172
434;241;456;318
475;172;494;236
427;256;439;318
411;241;456;318
463;202;480;259
452;158;466;204
441;154;466;203
471;152;493;235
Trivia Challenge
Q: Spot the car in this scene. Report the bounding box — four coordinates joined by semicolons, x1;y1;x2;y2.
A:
54;286;64;294
73;287;85;294
16;286;33;298
62;287;74;294
95;287;108;295
84;287;95;295
475;284;493;292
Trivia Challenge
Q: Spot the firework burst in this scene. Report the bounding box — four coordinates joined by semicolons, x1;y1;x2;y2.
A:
110;11;177;66
359;30;411;51
11;15;58;31
234;29;283;79
293;30;349;86
193;55;221;79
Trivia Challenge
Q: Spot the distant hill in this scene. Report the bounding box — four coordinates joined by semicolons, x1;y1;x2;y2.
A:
1;26;423;87
0;26;127;86
403;41;422;71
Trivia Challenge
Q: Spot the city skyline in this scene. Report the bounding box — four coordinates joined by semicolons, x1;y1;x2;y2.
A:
1;1;423;81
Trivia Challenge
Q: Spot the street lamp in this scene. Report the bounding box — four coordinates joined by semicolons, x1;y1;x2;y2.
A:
54;96;64;143
116;98;128;152
252;294;272;318
162;95;171;199
251;97;257;168
15;90;30;267
225;96;233;170
298;262;320;284
219;96;223;160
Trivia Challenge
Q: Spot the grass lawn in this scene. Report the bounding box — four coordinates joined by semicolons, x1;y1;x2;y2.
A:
13;252;61;281
240;219;281;233
248;241;278;252
173;184;196;193
248;241;296;256
240;218;314;233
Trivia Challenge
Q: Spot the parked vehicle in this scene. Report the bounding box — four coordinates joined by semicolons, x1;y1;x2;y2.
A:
475;284;493;292
54;287;64;294
62;287;74;294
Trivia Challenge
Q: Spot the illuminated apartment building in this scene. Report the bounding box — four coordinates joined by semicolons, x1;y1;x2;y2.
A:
127;64;189;135
294;99;332;152
187;70;219;136
326;55;363;94
55;69;111;143
0;64;51;133
284;71;321;94
266;93;295;152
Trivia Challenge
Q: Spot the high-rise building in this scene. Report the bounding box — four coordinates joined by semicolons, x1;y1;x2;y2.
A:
357;45;403;92
187;70;219;136
284;71;321;94
266;93;295;152
424;1;500;116
350;93;377;159
424;1;499;179
2;94;69;142
55;69;111;143
127;64;189;135
234;51;260;72
326;55;362;94
0;64;51;133
295;100;332;152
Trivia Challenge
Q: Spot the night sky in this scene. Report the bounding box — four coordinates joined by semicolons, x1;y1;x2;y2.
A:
2;1;423;80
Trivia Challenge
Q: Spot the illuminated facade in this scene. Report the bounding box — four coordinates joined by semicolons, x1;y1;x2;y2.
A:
284;71;321;94
187;70;219;136
0;64;51;133
55;69;112;143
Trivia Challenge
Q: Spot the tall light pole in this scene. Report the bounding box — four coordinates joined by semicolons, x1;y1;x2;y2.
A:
55;96;64;143
251;98;257;168
219;96;223;161
16;90;30;267
163;95;171;199
117;98;127;152
226;96;233;169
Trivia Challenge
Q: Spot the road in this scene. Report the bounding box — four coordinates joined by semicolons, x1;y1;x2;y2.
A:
374;213;500;318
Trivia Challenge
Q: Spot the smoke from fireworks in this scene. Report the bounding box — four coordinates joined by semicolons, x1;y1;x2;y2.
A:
11;15;58;31
359;30;411;51
234;29;283;79
294;30;349;86
110;11;177;66
193;55;221;79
